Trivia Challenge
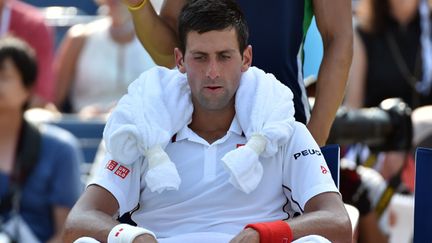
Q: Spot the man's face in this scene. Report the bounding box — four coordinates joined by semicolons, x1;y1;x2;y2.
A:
175;28;252;112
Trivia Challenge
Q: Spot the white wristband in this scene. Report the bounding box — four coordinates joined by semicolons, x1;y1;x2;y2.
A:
108;224;156;243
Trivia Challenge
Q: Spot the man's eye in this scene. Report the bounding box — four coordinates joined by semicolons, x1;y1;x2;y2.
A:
221;55;231;60
194;56;206;60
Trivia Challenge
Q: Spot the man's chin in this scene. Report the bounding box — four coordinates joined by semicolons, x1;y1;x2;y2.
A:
197;101;232;112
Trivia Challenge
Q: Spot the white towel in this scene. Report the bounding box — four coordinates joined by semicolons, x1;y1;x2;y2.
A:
103;66;295;193
103;66;192;193
222;66;295;193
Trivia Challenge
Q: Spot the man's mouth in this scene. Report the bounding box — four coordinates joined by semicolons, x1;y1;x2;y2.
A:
206;86;222;90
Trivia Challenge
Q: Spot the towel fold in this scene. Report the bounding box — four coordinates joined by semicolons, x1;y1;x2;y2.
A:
222;134;266;193
103;66;295;194
103;66;191;192
235;67;295;156
144;145;181;193
222;67;295;193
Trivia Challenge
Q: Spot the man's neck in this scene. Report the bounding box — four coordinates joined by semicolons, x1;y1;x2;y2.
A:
188;105;235;144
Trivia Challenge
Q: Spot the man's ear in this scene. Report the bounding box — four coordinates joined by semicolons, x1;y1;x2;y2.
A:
174;48;186;73
241;45;252;72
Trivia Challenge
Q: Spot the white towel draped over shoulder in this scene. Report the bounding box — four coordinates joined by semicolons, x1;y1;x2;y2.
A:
103;66;295;194
222;66;295;193
103;66;192;193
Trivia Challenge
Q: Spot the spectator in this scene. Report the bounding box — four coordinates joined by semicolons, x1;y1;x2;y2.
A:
122;0;353;146
345;0;432;109
343;0;432;241
0;36;82;243
55;0;155;117
63;1;351;242
0;0;55;107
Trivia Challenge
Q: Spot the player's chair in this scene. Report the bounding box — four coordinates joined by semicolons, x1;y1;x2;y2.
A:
320;144;340;188
413;147;432;243
321;144;359;242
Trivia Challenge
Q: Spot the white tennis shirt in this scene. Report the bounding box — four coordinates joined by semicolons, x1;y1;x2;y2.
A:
91;117;338;238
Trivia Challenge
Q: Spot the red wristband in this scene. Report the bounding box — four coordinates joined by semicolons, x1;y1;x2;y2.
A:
245;220;293;243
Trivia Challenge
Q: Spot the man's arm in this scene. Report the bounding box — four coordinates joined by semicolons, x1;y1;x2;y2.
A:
307;0;353;146
231;192;352;243
344;31;368;109
64;184;157;243
289;192;351;242
63;185;120;242
54;24;86;109
124;0;185;68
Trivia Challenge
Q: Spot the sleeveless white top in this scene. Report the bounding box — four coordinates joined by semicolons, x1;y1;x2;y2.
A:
72;17;155;112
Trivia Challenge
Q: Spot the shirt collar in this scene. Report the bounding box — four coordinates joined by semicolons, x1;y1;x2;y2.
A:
174;115;243;142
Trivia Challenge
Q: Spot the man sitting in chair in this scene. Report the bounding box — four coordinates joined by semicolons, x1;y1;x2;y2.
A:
63;0;351;242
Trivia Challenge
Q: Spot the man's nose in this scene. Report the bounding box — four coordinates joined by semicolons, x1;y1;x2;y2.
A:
206;60;220;80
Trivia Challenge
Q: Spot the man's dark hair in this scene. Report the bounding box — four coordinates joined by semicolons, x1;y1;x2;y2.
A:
0;36;37;89
178;0;249;54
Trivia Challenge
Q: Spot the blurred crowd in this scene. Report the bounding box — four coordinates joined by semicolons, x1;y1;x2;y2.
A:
0;0;431;242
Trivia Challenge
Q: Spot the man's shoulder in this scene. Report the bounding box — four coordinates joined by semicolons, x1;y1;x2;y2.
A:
290;121;310;137
278;121;319;156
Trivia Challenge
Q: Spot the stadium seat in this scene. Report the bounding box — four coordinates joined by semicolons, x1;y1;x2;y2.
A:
48;116;105;164
23;0;98;15
413;147;432;243
39;6;99;49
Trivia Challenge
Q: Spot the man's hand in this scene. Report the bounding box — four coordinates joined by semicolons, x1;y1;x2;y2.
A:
229;228;260;243
133;233;158;243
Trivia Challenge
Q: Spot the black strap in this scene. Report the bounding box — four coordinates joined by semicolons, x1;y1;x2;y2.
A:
0;119;41;213
371;153;408;219
374;162;404;218
14;120;42;184
386;32;422;107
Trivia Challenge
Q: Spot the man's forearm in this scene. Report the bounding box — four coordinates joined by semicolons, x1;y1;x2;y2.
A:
63;210;119;243
287;208;352;242
307;30;353;146
127;1;178;67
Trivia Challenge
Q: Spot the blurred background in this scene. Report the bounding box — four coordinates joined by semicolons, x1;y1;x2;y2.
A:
0;0;429;242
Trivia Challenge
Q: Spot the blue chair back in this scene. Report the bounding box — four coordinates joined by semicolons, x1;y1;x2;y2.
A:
321;144;340;188
49;117;105;163
413;147;432;243
23;0;98;14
